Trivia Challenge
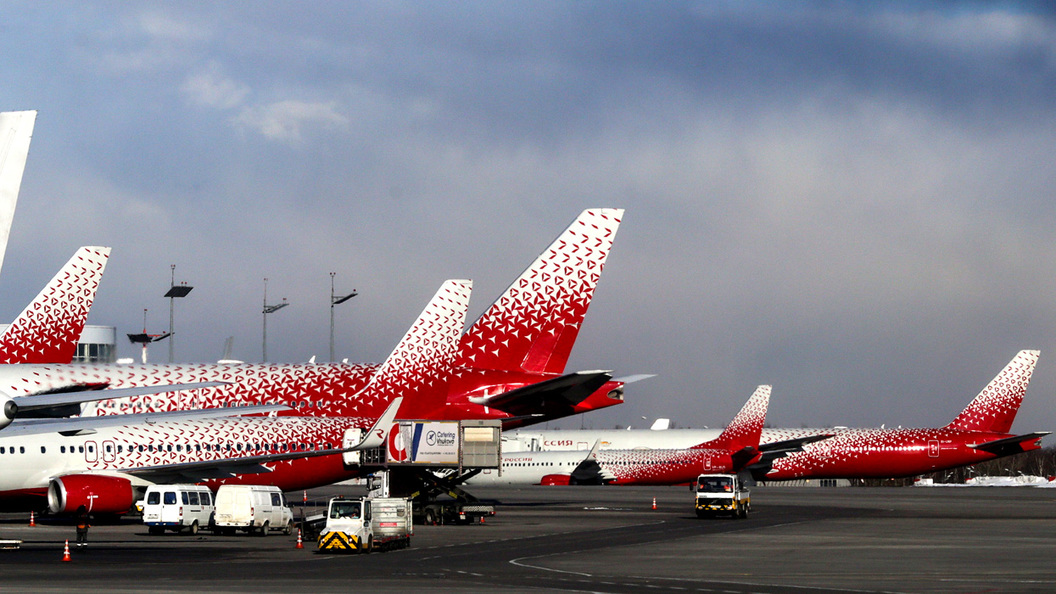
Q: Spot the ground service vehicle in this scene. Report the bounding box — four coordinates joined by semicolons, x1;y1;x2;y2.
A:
695;474;750;519
214;485;294;535
316;497;412;553
142;484;215;534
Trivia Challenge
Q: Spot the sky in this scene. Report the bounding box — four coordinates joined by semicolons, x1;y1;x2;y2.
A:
0;1;1054;432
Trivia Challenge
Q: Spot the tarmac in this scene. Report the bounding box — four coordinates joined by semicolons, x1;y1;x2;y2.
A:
2;484;1055;593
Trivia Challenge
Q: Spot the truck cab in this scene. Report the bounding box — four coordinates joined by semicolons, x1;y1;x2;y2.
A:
318;498;373;553
695;473;750;519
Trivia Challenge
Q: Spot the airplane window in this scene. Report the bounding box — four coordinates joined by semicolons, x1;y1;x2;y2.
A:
0;447;4;454
118;445;123;453
19;447;24;454
78;446;84;453
167;445;173;452
40;446;46;454
106;445;112;453
88;445;94;453
61;446;66;454
176;445;182;452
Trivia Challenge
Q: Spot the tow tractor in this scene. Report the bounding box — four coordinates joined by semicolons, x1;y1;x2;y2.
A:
694;473;750;519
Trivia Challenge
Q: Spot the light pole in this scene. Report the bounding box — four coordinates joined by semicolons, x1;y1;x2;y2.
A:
329;272;357;362
164;264;193;363
262;278;288;363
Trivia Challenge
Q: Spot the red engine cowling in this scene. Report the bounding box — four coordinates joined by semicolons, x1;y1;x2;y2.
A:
540;474;573;486
48;475;135;514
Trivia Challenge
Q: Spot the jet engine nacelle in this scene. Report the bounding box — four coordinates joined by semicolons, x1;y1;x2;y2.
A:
48;475;135;515
540;474;573;486
0;391;16;430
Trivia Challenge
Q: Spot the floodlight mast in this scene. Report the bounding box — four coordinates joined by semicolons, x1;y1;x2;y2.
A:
262;277;289;363
164;264;194;363
329;272;358;362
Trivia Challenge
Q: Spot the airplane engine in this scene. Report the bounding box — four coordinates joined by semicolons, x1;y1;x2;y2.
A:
540;474;573;486
0;391;16;430
48;475;135;515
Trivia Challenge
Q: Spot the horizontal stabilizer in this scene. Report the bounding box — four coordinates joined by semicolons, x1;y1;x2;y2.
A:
968;432;1050;457
468;370;613;414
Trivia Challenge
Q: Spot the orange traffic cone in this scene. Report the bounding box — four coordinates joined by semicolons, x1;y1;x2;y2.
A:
29;511;35;527
652;497;657;510
295;528;304;549
62;540;71;562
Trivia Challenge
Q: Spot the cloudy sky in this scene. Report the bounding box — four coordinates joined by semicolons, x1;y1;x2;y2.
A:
1;1;1054;432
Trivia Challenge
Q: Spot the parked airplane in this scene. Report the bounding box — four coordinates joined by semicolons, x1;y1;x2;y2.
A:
505;351;1047;481
466;385;774;486
0;278;472;513
0;110;36;278
0;209;627;429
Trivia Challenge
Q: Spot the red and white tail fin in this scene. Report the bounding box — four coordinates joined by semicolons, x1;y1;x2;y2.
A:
352;280;472;418
946;350;1039;434
0;110;37;278
456;208;623;375
702;385;771;451
0;246;111;364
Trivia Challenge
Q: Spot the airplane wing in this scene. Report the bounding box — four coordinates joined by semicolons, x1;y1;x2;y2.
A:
9;381;228;417
968;432;1050;457
469;371;613;416
758;434;833;452
117;397;402;484
2;404;290;438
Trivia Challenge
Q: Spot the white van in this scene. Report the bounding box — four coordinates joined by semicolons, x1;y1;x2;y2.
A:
213;485;294;536
142;484;215;535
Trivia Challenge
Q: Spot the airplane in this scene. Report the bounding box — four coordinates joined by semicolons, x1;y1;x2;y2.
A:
0;209;628;429
0;110;36;279
0;278;472;513
465;385;775;486
504;351;1047;481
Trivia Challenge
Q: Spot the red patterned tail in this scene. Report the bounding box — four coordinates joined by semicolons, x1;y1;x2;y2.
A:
456;209;623;374
702;385;771;452
946;350;1039;434
354;280;472;418
0;246;110;364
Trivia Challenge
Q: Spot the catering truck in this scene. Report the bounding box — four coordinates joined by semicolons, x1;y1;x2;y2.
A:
316;496;412;553
694;474;750;519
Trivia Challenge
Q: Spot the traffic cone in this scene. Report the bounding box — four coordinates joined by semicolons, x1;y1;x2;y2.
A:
61;540;71;562
295;528;304;549
29;511;35;527
652;497;657;510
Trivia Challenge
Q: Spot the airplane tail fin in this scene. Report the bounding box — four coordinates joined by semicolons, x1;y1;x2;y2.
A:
0;110;37;278
456;208;623;375
352;280;472;418
0;246;111;364
946;350;1039;434
703;385;771;452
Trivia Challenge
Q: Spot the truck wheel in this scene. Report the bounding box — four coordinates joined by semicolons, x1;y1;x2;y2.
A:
424;509;436;525
283;520;294;536
363;535;373;554
148;526;163;535
741;505;749;519
189;520;199;535
695;509;706;519
259;521;270;536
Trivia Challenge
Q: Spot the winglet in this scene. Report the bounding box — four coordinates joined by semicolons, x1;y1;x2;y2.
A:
350;397;402;450
0;246;111;364
352;280;472;418
0;110;36;278
703;385;771;452
946;350;1039;434
456;208;623;375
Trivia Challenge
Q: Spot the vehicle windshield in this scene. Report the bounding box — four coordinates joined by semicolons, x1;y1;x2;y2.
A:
697;477;733;493
330;501;361;519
